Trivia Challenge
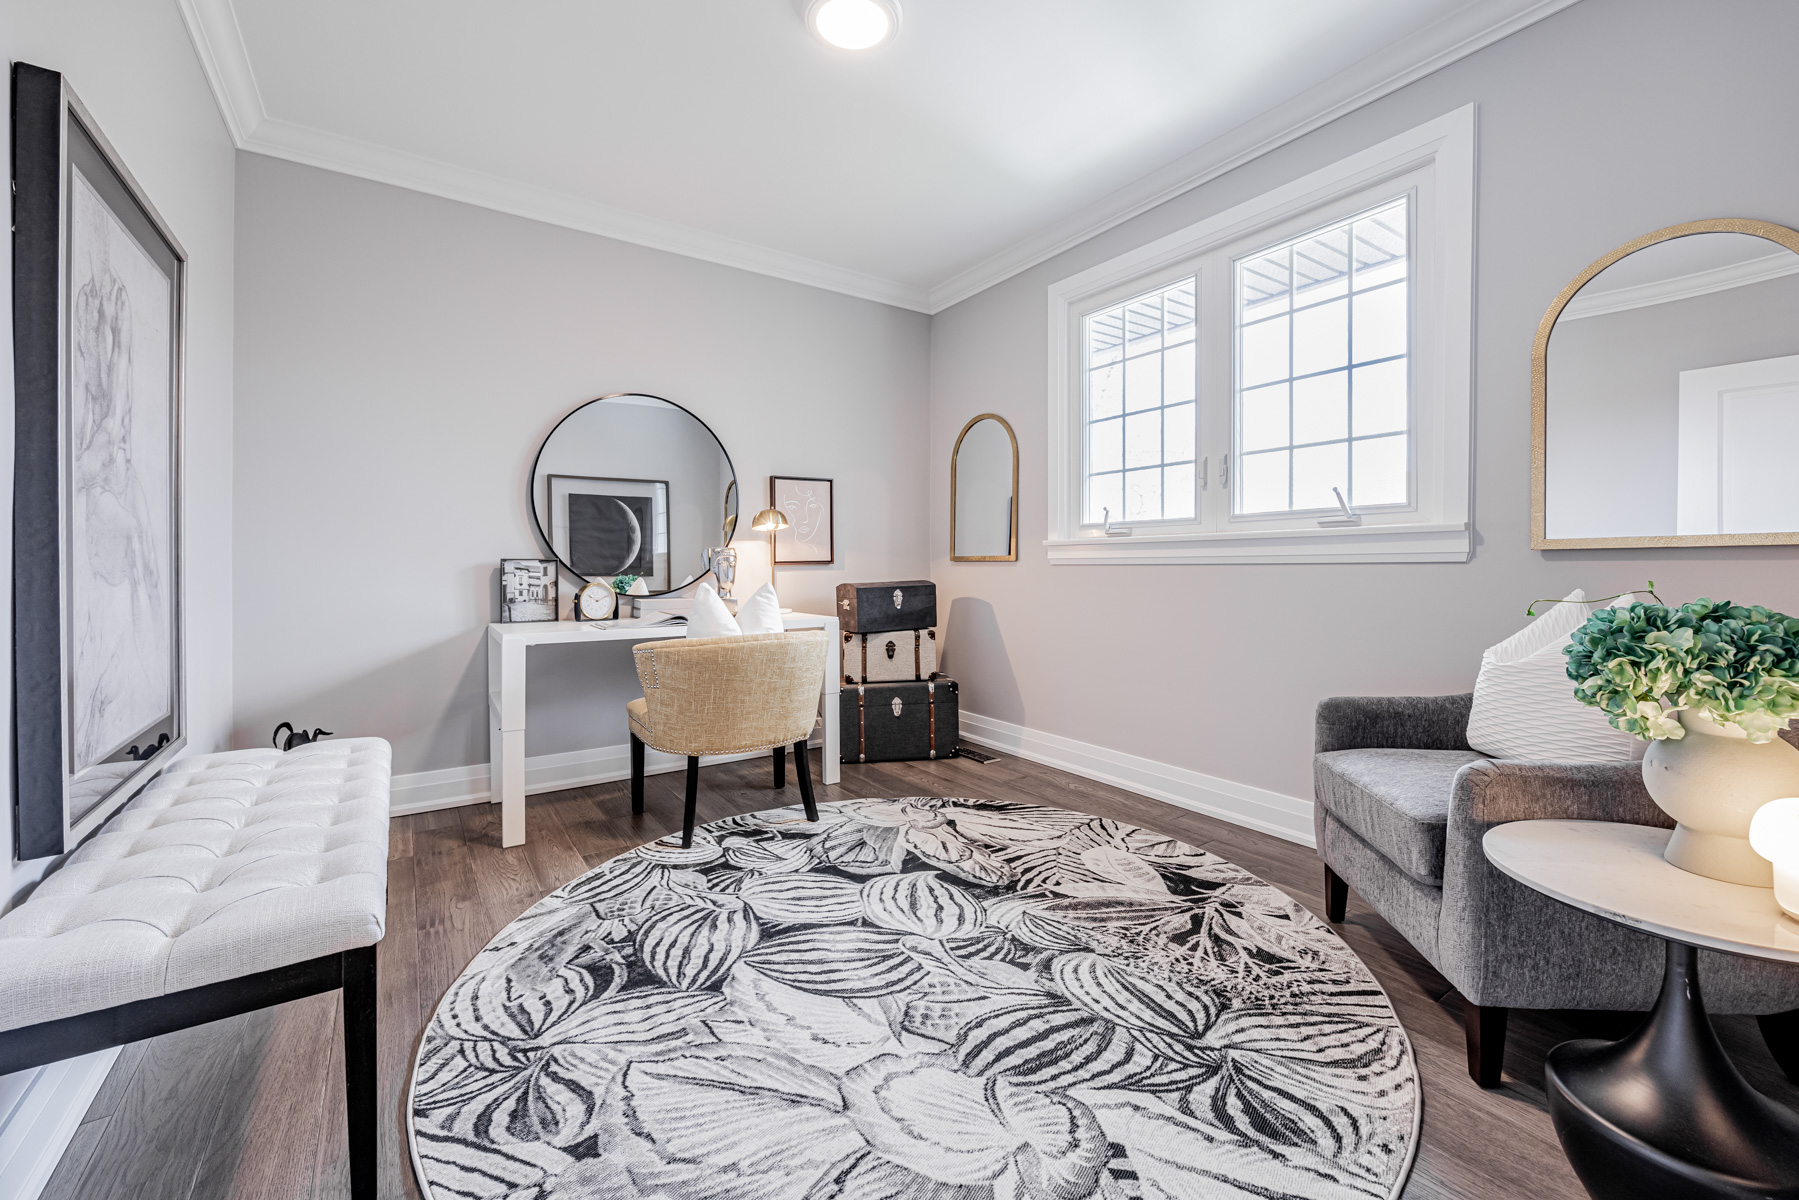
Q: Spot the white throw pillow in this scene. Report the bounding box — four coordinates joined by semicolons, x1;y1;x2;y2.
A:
736;583;784;636
1465;588;1643;762
686;583;742;639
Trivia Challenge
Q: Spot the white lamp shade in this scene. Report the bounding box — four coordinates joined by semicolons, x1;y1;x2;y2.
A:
1750;797;1799;919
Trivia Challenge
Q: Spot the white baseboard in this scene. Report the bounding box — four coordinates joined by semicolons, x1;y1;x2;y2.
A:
389;721;1312;847
0;1049;120;1200
958;710;1315;847
389;737;819;817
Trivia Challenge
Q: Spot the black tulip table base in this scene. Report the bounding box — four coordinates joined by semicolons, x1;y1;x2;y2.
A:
1546;939;1799;1200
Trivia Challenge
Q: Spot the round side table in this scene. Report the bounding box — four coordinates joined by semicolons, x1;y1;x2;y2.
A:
1483;820;1799;1200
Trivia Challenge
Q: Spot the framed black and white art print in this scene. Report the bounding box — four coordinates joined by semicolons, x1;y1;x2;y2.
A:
547;475;671;592
770;476;834;564
500;559;559;623
12;63;188;857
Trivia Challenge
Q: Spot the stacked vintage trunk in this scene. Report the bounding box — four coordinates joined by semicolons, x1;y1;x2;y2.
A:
836;581;959;762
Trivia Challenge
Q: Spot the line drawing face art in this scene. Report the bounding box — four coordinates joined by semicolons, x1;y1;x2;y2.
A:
773;477;832;563
67;169;173;773
779;481;825;544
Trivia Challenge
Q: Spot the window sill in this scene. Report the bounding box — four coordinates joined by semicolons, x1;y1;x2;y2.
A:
1043;521;1470;565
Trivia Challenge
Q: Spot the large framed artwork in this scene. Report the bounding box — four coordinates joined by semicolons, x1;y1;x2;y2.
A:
547;474;671;591
11;64;187;857
770;475;834;564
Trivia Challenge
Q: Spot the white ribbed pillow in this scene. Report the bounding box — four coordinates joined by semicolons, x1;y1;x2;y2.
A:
1465;588;1643;762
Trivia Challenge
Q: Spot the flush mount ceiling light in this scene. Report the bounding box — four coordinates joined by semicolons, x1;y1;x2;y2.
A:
798;0;901;50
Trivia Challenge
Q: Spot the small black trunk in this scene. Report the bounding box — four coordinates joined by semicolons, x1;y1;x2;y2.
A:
835;580;937;633
841;678;959;762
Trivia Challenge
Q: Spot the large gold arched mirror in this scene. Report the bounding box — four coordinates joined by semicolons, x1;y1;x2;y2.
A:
951;414;1018;561
1533;218;1799;548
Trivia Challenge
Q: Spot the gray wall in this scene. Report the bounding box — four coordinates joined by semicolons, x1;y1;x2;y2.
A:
2;0;236;904
1546;272;1799;539
928;0;1799;804
233;156;930;776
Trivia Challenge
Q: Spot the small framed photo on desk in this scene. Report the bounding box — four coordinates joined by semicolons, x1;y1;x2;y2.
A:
500;559;559;622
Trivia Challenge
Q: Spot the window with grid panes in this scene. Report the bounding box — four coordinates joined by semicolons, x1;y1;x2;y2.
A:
1082;278;1197;526
1234;198;1409;516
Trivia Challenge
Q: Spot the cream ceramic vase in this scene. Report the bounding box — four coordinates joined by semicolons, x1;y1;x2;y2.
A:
1642;709;1799;886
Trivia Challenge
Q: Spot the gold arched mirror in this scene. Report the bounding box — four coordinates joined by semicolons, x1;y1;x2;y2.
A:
951;414;1018;561
1533;218;1799;548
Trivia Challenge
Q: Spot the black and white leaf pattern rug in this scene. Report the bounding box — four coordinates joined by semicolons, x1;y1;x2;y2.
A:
408;798;1420;1200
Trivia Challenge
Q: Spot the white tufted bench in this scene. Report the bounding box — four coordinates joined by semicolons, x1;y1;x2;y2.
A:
0;738;391;1199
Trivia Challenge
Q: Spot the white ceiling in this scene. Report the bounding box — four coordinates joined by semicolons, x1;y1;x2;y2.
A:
179;0;1578;312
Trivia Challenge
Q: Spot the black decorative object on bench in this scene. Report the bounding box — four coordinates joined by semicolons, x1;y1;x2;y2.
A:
273;721;334;750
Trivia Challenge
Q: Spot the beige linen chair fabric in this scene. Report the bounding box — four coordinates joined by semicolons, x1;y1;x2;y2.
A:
627;631;827;756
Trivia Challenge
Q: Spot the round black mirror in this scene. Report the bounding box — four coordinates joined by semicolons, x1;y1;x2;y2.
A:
530;394;738;595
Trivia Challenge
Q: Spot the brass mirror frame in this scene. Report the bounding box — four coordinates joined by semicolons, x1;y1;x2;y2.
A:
950;413;1019;562
1531;217;1799;549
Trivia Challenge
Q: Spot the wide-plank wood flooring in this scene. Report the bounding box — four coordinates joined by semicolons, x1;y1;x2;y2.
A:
38;750;1799;1199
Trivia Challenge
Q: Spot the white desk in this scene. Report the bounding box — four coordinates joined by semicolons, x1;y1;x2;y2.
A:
486;613;840;847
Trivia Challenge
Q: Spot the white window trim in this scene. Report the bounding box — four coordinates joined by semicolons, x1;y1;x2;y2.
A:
1046;105;1474;565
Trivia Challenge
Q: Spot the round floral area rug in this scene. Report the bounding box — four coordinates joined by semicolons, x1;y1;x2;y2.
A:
408;798;1420;1200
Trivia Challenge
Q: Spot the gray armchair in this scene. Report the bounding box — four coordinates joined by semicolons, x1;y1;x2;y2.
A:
1314;693;1799;1086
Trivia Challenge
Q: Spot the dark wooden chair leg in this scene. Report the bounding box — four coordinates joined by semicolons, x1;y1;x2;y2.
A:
681;756;701;847
341;945;378;1200
793;740;819;822
1323;863;1348;923
630;734;645;815
1758;1009;1799;1083
773;744;786;790
1464;1001;1507;1088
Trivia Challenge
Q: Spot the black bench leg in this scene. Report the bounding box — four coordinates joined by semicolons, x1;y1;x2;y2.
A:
1465;1001;1507;1088
682;756;700;847
794;740;819;822
1323;864;1348;923
1759;1009;1799;1083
342;945;378;1200
773;744;786;790
629;734;645;816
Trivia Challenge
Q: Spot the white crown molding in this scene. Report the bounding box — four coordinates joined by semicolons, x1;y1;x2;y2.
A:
925;0;1581;313
1558;251;1799;320
174;0;266;144
180;0;1577;316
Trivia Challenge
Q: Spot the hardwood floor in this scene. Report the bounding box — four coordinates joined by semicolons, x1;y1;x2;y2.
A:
37;750;1799;1199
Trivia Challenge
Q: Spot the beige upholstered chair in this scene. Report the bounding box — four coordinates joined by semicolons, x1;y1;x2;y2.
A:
627;630;830;846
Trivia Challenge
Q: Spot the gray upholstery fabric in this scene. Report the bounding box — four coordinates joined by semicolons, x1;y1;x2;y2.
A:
1319;811;1444;964
0;739;391;1032
1315;693;1474;754
1314;696;1799;1015
1315;748;1487;885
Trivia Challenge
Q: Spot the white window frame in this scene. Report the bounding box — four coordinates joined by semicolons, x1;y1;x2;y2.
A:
1046;105;1474;565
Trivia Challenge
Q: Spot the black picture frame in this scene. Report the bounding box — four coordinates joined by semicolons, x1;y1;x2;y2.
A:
12;63;188;858
499;559;560;623
770;476;835;565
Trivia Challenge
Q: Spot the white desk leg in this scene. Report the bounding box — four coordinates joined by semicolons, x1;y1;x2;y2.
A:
822;616;841;785
490;633;529;847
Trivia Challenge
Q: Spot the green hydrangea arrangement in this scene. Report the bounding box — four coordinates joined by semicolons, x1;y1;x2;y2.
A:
610;574;640;594
1564;597;1799;742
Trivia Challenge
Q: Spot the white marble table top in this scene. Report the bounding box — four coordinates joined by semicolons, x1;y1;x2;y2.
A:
1483;820;1799;964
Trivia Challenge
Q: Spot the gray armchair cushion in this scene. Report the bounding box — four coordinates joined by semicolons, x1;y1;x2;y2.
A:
1315;693;1474;754
1315;748;1487;886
